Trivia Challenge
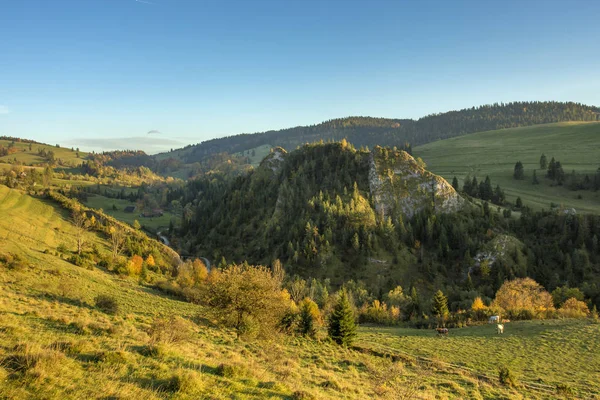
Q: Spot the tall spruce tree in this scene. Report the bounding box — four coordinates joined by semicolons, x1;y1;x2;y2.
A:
513;161;525;180
452;176;459;191
328;290;356;346
431;290;449;327
539;154;548;170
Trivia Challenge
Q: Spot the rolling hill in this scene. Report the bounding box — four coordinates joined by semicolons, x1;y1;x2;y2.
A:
414;122;600;214
0;138;87;168
2;184;599;399
158;101;599;165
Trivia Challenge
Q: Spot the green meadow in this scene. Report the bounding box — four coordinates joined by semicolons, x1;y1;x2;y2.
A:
0;139;87;167
358;320;600;397
414;122;600;213
83;194;175;232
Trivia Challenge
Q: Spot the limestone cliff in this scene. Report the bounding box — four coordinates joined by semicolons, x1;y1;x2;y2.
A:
369;146;465;218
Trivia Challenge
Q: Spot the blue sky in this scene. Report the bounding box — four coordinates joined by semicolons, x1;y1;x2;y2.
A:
1;0;599;153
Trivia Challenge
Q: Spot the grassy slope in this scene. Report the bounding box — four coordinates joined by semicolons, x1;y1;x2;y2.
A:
83;195;175;232
0;139;87;167
235;144;273;167
0;185;596;399
414;122;600;213
359;321;600;396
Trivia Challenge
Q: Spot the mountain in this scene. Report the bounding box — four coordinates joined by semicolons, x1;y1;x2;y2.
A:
161;101;600;164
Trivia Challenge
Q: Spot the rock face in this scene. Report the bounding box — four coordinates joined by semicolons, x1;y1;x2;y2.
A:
369;146;465;218
259;147;287;174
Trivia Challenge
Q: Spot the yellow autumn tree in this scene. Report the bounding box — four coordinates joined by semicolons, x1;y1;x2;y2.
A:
559;297;589;318
145;255;155;268
127;255;144;276
492;278;554;315
471;297;486;311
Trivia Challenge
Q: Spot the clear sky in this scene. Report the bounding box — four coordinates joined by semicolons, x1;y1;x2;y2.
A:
1;0;599;153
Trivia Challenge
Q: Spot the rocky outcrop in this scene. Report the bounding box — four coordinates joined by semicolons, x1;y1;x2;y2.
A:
259;147;287;174
369;147;465;218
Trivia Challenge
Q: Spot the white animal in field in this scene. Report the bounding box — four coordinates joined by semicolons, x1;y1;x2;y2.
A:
497;324;504;334
489;315;500;323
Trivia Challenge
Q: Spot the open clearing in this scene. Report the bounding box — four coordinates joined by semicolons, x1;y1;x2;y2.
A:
414;122;600;213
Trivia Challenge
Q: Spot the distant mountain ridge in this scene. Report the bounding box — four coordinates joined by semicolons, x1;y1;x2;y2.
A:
163;101;599;163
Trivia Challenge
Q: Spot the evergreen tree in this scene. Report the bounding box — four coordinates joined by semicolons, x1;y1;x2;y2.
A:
298;298;320;338
515;197;523;208
431;290;449;327
452;176;459;191
470;176;479;197
532;169;539;185
492;185;505;205
547;157;556;179
328;290;357;346
539;154;548;170
513;161;525;180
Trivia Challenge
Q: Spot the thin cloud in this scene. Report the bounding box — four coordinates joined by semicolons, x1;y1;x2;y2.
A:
147;130;162;135
0;105;10;115
134;0;154;4
68;136;184;155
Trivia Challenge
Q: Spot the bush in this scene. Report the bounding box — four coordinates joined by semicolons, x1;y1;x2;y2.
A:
0;252;28;271
148;316;193;344
216;363;249;379
68;254;92;269
292;391;316;400
94;295;119;315
556;383;574;396
558;297;589;318
498;366;518;387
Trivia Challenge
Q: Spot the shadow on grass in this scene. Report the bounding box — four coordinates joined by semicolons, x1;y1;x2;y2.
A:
31;291;94;311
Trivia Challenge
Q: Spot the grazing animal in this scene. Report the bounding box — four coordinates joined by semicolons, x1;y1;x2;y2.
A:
501;319;510;323
489;315;500;324
436;327;449;336
497;324;504;334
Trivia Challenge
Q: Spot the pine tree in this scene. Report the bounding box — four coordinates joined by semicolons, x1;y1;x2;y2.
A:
431;290;449;327
539;154;548;170
298;298;320;338
516;197;523;208
470;176;479;197
532;169;539;185
513;161;525;180
452;176;459;191
328;290;356;346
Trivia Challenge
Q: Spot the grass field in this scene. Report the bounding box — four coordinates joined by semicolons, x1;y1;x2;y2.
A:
0;139;87;167
358;320;600;396
83;194;176;232
2;184;598;399
414;122;600;214
236;144;273;167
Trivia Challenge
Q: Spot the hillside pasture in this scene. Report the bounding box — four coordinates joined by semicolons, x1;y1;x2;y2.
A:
359;320;600;397
83;194;175;232
0;139;87;167
235;144;273;167
414;122;600;214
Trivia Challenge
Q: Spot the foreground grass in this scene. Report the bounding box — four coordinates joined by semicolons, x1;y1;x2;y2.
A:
1;185;596;399
414;122;600;213
358;320;600;397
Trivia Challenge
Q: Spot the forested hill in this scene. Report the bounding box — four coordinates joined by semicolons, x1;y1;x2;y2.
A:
169;141;600;309
166;101;599;163
173;141;467;283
